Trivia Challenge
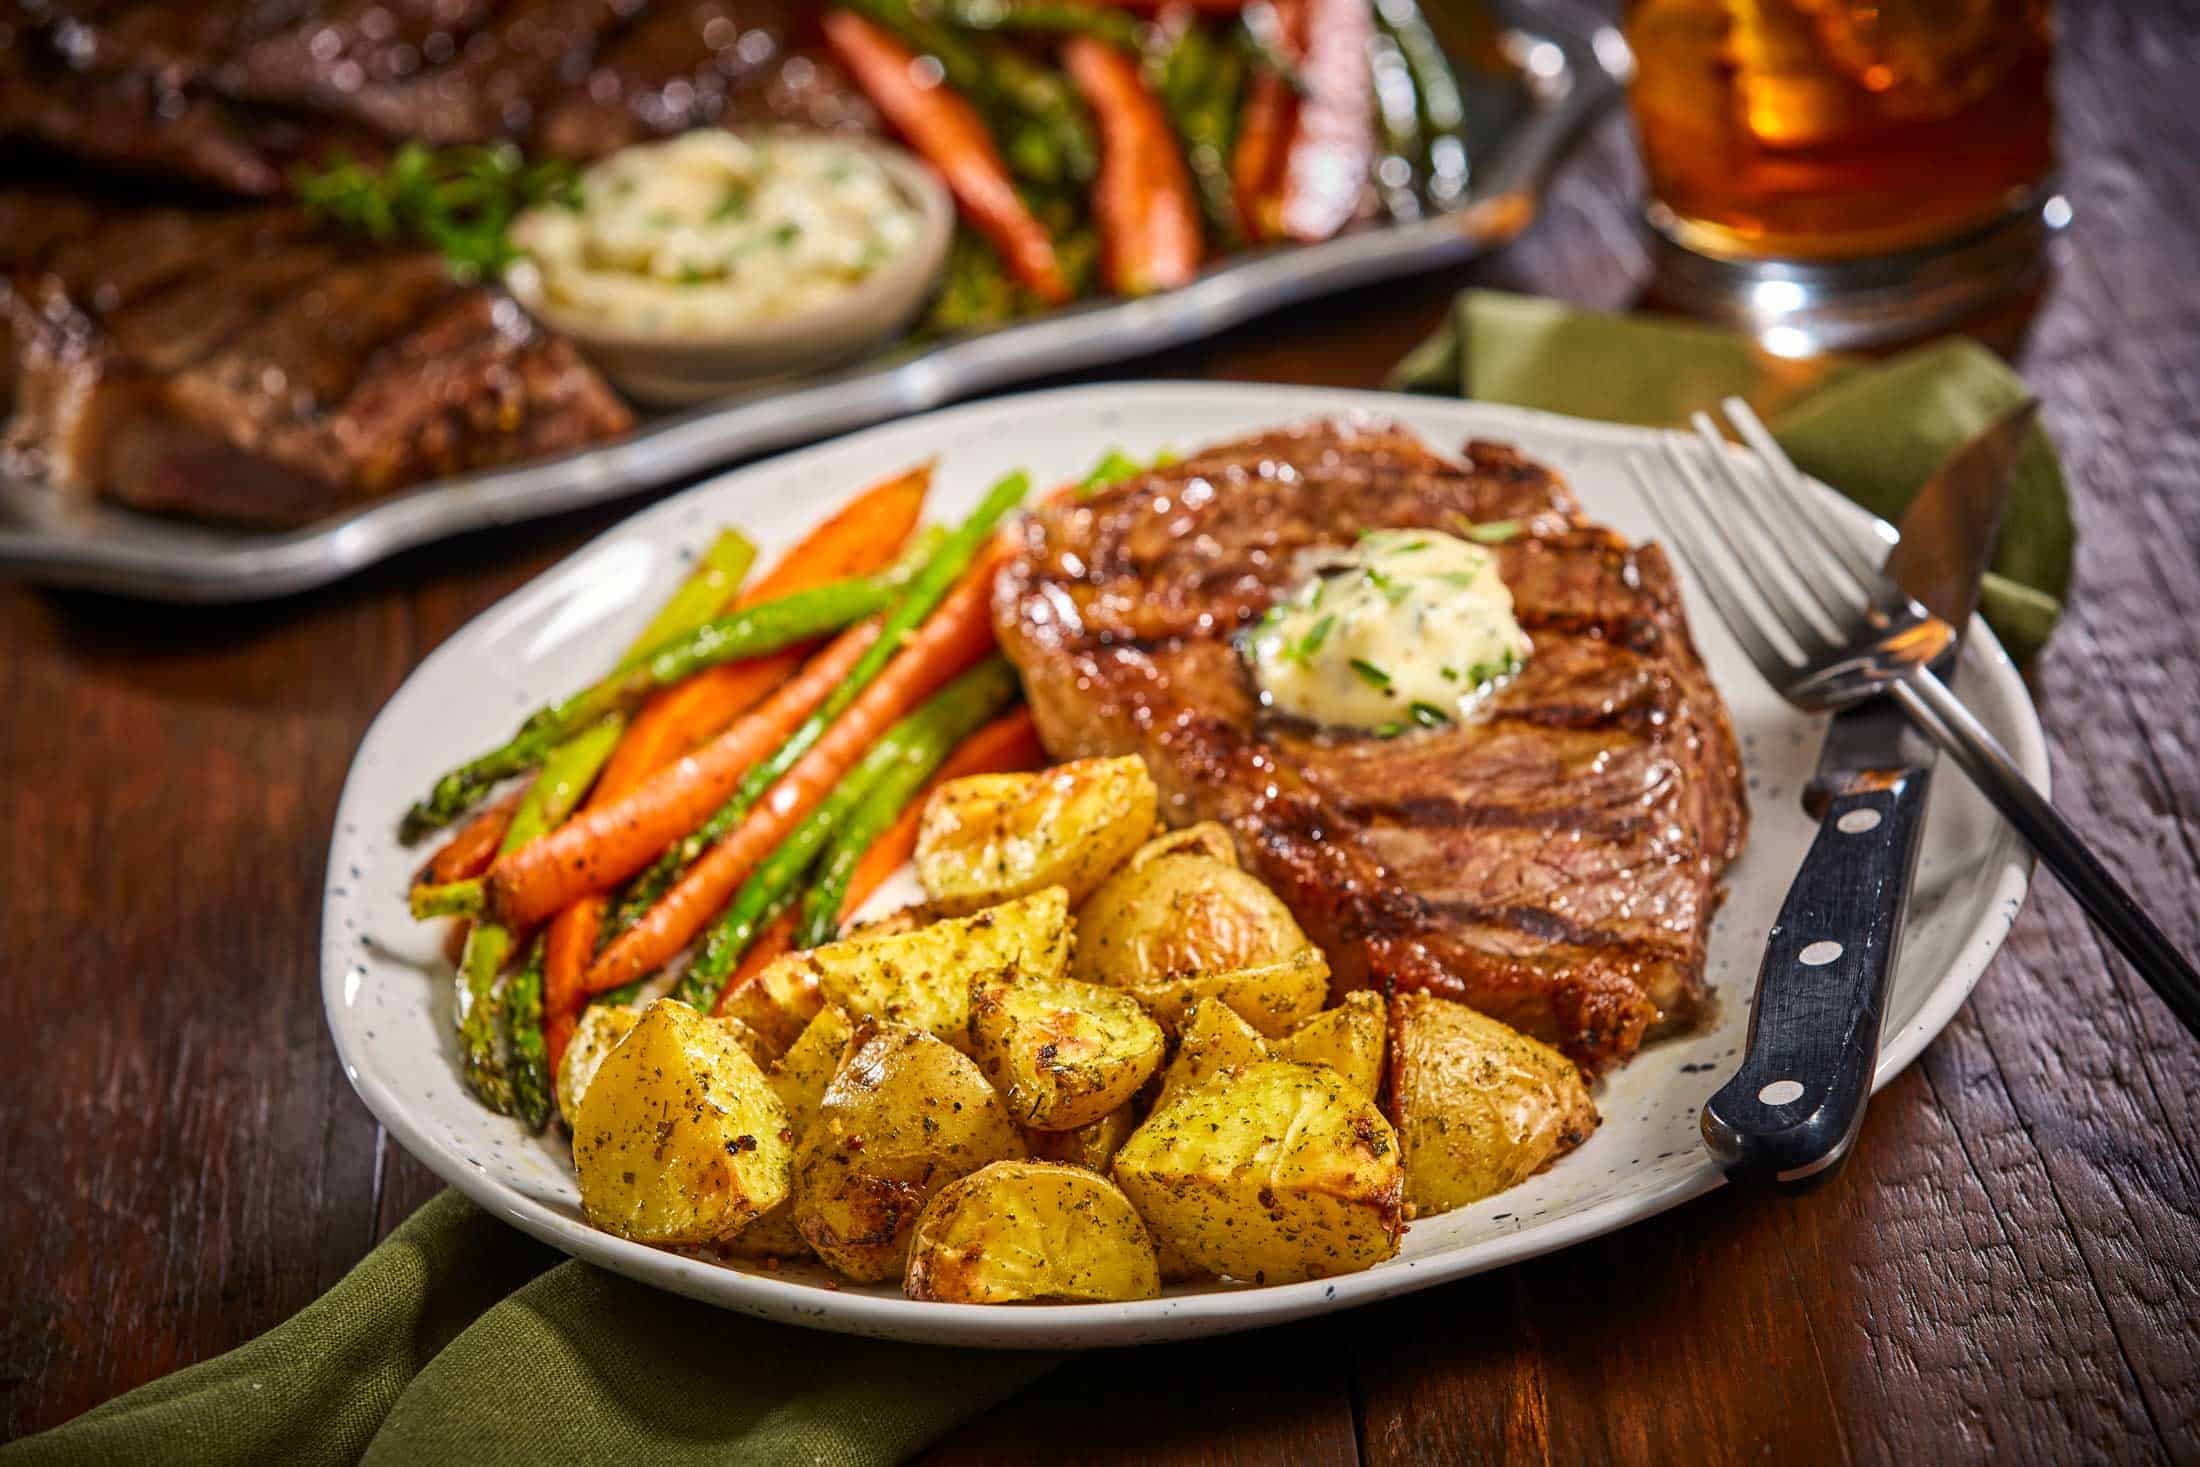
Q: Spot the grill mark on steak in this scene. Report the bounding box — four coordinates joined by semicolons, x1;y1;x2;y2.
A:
995;416;1748;1073
0;193;634;524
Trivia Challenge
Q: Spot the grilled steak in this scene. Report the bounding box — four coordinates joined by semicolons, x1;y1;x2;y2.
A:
2;197;633;523
994;418;1747;1073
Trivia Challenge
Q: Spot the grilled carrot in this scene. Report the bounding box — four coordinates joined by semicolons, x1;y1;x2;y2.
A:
590;466;932;801
537;465;933;1069
824;9;1073;304
487;620;882;931
1275;0;1374;242
583;543;1012;995
1232;64;1296;240
417;788;526;888
1064;37;1204;294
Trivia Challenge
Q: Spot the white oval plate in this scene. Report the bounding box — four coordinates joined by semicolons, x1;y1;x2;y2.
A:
323;382;2047;1349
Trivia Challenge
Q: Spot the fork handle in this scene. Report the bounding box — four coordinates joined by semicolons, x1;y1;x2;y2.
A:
1895;667;2200;1037
1702;767;1933;1186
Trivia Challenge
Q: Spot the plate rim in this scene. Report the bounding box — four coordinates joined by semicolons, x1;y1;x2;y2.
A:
322;380;2049;1348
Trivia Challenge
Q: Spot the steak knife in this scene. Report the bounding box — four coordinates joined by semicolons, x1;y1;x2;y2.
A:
1700;405;2037;1187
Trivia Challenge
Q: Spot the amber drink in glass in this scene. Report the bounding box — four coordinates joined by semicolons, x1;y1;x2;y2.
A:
1623;0;2059;348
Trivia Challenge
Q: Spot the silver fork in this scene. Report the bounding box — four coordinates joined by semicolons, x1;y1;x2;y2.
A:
1634;405;2200;1040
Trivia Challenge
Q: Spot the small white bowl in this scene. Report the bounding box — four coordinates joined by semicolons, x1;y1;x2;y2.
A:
507;134;955;407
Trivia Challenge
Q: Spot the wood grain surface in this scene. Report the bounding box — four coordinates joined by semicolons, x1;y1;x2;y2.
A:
3;3;2196;1461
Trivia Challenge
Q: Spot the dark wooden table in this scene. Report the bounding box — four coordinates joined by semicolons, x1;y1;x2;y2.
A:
5;4;2197;1461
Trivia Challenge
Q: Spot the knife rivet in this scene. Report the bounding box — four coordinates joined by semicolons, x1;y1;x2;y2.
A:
1800;941;1843;966
1759;1080;1805;1106
1836;809;1882;834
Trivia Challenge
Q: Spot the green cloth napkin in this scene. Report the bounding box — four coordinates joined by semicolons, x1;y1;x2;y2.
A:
1389;290;2073;663
5;1192;1059;1466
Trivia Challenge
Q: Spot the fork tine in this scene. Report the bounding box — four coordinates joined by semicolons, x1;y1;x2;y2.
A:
1718;397;1895;597
1687;411;1861;633
1659;433;1838;661
1630;452;1799;678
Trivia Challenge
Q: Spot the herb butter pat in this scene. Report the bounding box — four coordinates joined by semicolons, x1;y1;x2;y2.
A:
511;131;919;336
1244;528;1532;733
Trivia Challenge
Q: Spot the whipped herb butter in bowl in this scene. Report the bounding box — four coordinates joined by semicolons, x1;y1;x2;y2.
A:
507;130;953;403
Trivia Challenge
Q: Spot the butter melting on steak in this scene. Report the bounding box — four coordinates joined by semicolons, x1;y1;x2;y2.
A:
993;417;1746;1073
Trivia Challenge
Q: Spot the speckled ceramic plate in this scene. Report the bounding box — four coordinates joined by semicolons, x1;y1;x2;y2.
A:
322;383;2048;1348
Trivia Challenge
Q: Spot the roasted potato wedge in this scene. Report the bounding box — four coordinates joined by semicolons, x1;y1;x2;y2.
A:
764;888;1070;1050
970;972;1166;1130
904;1160;1161;1303
1153;996;1272;1112
718;954;826;1061
573;999;793;1247
556;1004;641;1127
1121;947;1331;1038
1025;1104;1141;1173
792;1021;1027;1282
727;1005;857;1260
1276;992;1387;1101
917;756;1159;915
1074;846;1310;990
1390;992;1599;1216
1124;821;1238;871
1113;1060;1404;1284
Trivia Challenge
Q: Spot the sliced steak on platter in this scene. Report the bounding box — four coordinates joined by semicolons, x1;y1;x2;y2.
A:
0;196;633;524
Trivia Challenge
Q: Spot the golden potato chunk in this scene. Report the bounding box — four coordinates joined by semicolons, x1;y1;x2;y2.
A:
1152;996;1272;1113
792;1021;1027;1282
573;1000;793;1247
1121;947;1330;1038
970;972;1165;1131
556;1004;640;1127
727;1005;857;1260
1114;1060;1404;1284
1024;1105;1141;1173
1276;992;1387;1102
1391;991;1599;1216
904;1160;1161;1303
1074;847;1311;990
917;756;1158;915
718;957;826;1061
1124;821;1238;871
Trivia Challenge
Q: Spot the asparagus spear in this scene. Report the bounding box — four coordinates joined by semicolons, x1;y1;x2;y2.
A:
448;530;758;1114
1151;21;1246;248
932;0;1142;50
603;470;1032;945
680;655;1022;1009
1367;24;1425;220
505;937;554;1130
1373;0;1469;209
400;537;944;843
455;714;623;1112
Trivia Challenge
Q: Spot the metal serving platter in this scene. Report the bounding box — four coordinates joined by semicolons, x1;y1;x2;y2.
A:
0;13;1623;602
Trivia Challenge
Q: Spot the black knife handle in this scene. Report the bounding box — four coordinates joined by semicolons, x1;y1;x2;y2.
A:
1702;767;1933;1188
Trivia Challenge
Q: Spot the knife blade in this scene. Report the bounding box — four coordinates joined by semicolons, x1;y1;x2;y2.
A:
1702;401;2037;1187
